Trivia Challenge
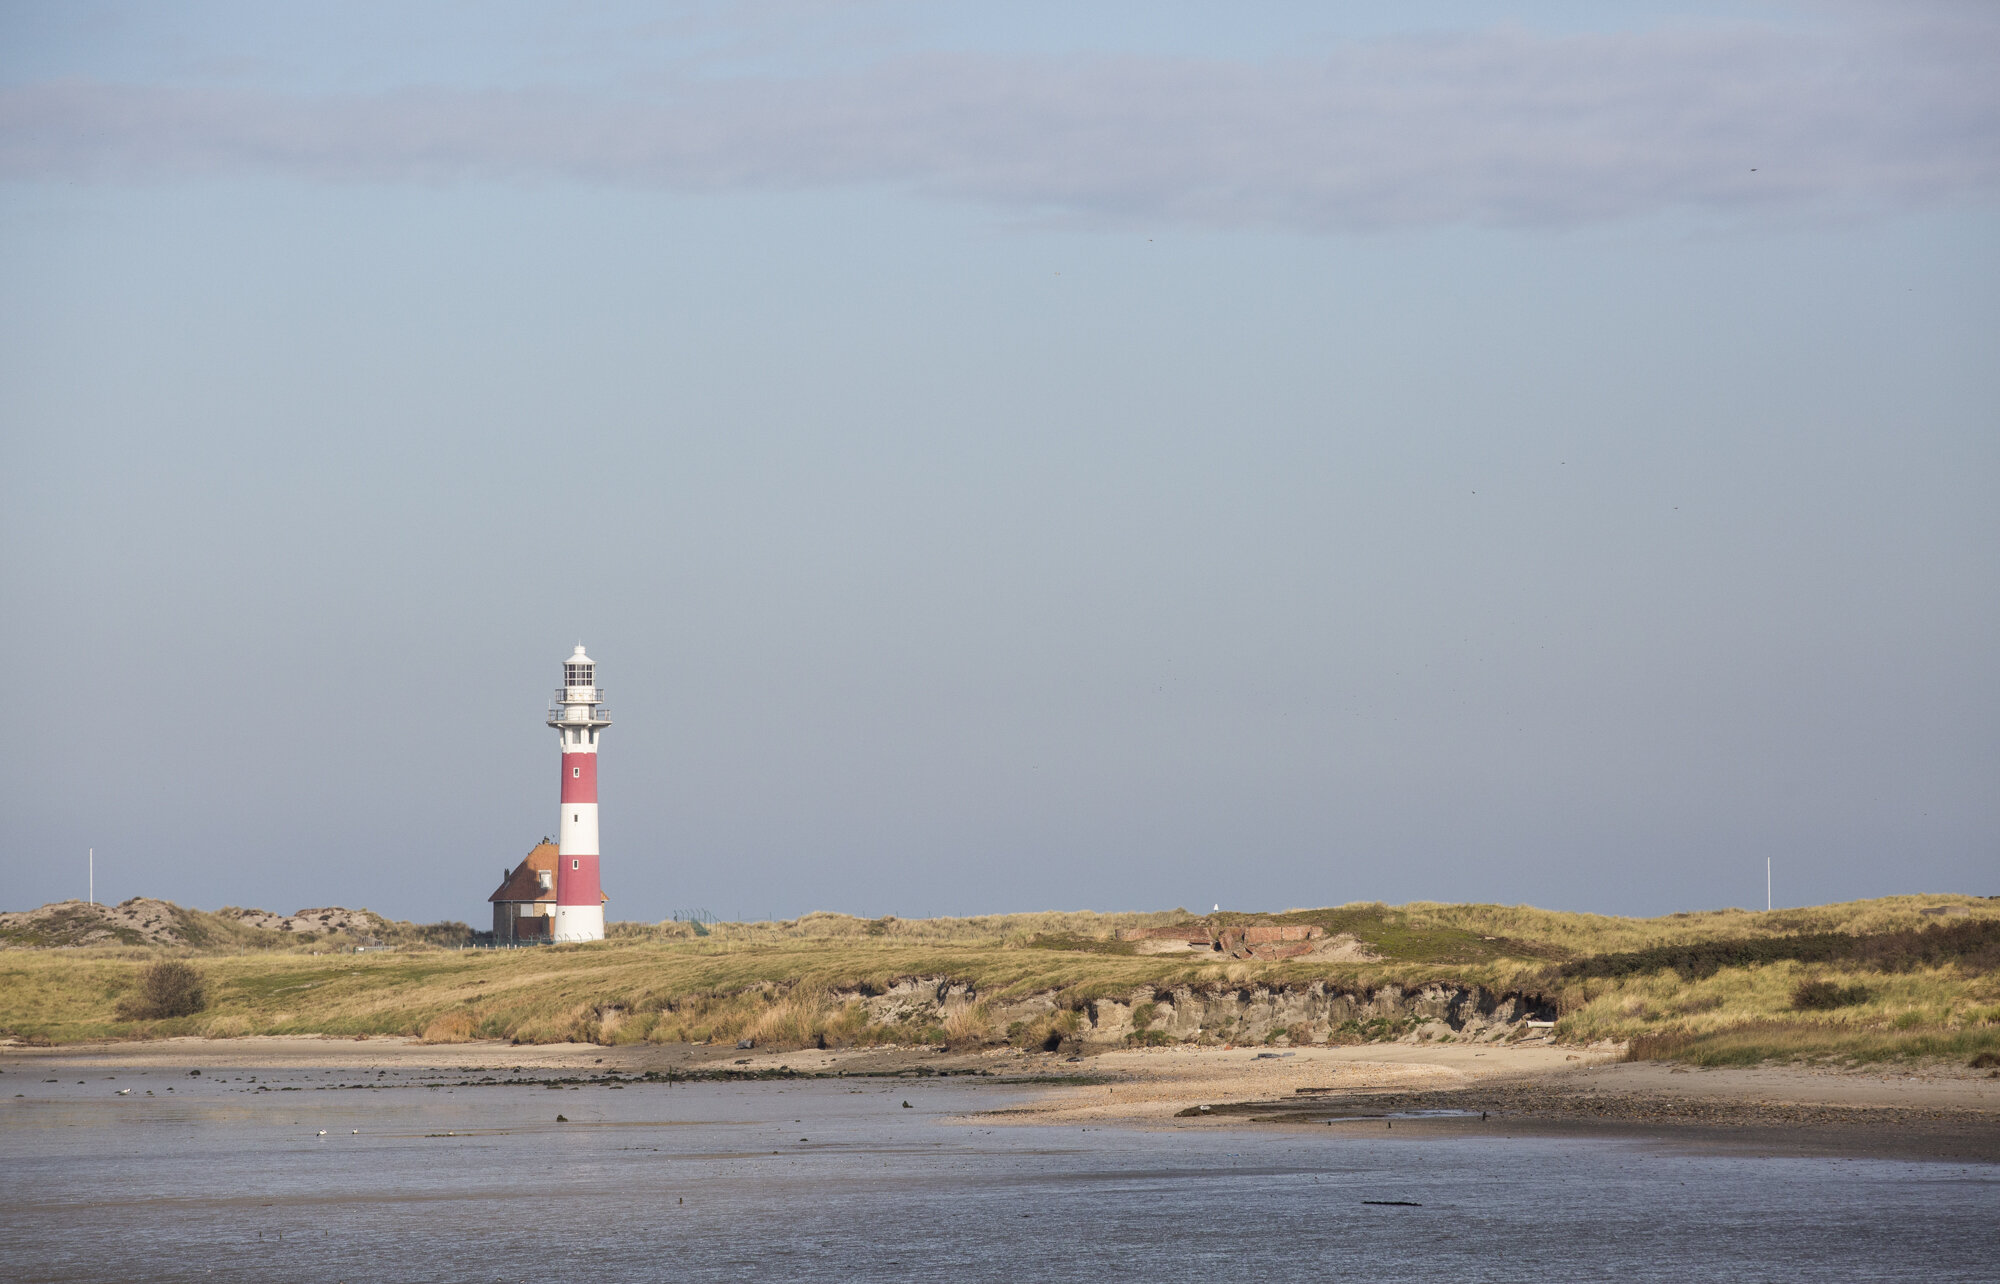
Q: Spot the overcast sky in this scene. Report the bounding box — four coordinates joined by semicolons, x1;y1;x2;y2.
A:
2;2;1995;925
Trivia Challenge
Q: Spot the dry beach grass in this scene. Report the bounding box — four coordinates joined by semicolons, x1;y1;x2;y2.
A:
2;895;1996;1071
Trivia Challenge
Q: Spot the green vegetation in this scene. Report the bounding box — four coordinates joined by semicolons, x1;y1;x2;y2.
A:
1022;932;1137;956
2;894;1995;1067
1625;1021;2000;1067
113;960;207;1020
1791;979;1872;1010
1333;1015;1417;1044
1560;919;2000;981
1249;906;1533;964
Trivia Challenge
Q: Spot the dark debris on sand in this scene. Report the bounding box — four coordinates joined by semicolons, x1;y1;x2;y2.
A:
1176;1082;2000;1163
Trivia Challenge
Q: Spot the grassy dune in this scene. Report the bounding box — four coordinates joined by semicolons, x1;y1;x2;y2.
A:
2;896;1996;1065
0;937;1230;1046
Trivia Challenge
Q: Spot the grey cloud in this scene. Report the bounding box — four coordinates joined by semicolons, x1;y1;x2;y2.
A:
2;15;1995;229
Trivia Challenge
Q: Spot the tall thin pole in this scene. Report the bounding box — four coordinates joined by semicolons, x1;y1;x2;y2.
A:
1766;857;1771;913
89;849;94;906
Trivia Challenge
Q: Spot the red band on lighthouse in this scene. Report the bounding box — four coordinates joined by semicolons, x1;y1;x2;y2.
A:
558;852;602;906
561;753;597;803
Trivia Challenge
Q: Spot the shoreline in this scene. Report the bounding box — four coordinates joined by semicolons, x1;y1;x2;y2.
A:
7;1035;1996;1163
991;1044;2000;1163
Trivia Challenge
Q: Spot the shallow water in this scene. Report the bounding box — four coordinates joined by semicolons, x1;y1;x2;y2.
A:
3;1069;1994;1282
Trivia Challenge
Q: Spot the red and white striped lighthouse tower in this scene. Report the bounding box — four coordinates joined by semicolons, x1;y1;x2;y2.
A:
546;644;611;942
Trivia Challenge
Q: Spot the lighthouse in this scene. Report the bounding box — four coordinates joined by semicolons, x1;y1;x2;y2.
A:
546;644;611;942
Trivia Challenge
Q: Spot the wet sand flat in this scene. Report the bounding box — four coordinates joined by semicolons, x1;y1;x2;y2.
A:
993;1044;2000;1163
6;1035;1996;1163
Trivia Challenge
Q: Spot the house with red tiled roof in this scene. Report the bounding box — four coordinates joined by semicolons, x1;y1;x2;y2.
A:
489;841;607;943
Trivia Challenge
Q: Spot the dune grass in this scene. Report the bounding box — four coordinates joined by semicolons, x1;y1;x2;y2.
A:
612;908;1195;949
1627;1022;2000;1066
1563;959;2000;1065
3;895;1995;1063
0;937;1224;1046
0;926;1558;1046
0;899;479;952
1383;895;2000;955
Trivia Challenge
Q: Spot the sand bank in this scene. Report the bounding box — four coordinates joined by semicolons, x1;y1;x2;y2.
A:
987;1042;2000;1162
6;1035;1994;1161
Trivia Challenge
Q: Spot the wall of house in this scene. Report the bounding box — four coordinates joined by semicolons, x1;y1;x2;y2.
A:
493;902;553;943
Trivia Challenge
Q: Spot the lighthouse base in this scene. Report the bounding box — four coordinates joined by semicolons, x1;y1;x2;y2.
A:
551;905;605;942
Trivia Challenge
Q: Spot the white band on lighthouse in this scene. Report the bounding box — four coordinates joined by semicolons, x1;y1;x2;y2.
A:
546;644;611;943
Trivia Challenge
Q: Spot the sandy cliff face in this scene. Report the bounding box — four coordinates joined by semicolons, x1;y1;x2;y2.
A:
825;975;1553;1050
1085;981;1541;1046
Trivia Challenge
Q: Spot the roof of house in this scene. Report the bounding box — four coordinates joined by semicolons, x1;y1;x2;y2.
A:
488;841;608;905
489;842;559;904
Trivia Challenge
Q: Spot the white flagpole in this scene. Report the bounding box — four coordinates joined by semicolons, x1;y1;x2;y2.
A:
89;849;94;906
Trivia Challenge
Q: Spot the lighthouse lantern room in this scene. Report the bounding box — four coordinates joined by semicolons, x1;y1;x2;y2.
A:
546;644;611;942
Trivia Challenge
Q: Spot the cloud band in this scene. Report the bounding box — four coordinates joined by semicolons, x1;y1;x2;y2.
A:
3;15;1995;230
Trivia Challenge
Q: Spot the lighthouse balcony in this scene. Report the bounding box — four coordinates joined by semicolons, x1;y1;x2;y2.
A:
546;703;611;726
